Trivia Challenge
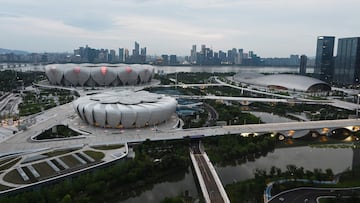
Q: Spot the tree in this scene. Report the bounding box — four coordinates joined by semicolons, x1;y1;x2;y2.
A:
270;166;277;177
60;194;72;203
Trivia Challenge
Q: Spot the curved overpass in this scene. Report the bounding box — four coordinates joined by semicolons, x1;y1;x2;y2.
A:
268;187;360;203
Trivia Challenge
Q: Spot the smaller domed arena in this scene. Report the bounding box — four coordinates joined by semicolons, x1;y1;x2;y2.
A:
233;73;331;92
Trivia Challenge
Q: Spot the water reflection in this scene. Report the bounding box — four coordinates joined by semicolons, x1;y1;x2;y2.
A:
118;146;356;202
216;146;353;185
248;111;295;123
119;167;199;203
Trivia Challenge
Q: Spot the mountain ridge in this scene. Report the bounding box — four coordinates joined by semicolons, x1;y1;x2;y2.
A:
0;48;28;55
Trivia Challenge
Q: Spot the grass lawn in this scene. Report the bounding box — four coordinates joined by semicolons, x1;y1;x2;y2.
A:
0;157;21;171
0;184;12;191
60;155;82;168
42;149;78;157
83;150;105;161
33;162;56;179
3;169;31;185
91;144;124;150
0;157;17;166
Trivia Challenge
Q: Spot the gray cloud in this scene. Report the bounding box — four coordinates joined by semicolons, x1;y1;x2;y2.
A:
0;0;359;57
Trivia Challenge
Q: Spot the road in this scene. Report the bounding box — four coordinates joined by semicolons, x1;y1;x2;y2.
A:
269;187;360;203
190;141;228;203
194;154;224;203
1;100;360;156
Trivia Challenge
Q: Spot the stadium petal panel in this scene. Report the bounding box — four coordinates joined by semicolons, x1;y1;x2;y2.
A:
45;64;154;87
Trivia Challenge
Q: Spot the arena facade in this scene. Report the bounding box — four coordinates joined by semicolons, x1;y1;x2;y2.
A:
234;73;331;92
45;64;154;87
73;91;178;128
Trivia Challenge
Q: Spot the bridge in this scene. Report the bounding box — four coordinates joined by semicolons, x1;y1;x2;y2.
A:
1;100;360;156
190;141;230;203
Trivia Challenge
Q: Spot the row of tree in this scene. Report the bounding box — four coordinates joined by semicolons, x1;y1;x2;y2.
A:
209;101;261;125
203;133;276;166
0;70;46;92
0;139;191;203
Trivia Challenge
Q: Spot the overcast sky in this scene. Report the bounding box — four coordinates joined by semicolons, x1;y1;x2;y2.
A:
1;0;359;57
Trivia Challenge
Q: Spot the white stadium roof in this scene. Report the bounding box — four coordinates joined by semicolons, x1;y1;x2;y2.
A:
234;73;331;92
45;64;154;87
73;90;177;128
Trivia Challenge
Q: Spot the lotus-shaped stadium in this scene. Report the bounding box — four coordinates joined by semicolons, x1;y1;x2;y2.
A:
45;64;154;87
73;91;178;128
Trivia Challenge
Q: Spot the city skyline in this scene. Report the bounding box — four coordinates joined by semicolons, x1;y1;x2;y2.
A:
1;0;360;57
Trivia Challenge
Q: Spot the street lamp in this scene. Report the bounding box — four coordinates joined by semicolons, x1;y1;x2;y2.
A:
357;94;360;118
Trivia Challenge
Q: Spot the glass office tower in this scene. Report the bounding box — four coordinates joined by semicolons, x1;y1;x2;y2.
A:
315;36;335;82
334;37;360;85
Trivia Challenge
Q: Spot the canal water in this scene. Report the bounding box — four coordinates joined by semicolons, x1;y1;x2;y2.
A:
119;146;354;203
119;167;201;203
216;146;354;185
118;111;354;202
248;111;295;123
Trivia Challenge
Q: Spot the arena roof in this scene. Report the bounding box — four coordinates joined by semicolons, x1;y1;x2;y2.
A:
45;64;154;87
233;73;331;92
73;90;177;128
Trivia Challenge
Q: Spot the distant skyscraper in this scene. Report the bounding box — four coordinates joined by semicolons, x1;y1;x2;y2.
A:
238;49;243;62
124;49;129;62
315;36;335;82
235;49;244;65
201;45;206;54
161;54;169;65
134;41;140;56
141;47;146;56
300;55;307;75
170;55;177;65
227;48;237;64
219;51;226;63
290;55;299;66
140;47;147;63
191;45;197;64
109;49;116;62
119;48;124;63
249;51;254;58
334;37;360;85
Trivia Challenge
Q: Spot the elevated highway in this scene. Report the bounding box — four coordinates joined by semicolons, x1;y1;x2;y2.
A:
0;100;359;156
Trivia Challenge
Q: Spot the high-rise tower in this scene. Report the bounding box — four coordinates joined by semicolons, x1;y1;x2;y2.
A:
119;48;124;63
191;45;197;64
315;36;335;82
300;55;307;75
334;37;360;85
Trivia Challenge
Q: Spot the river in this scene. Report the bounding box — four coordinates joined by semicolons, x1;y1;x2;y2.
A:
154;65;314;74
118;145;354;203
216;146;354;185
118;167;200;203
118;111;356;202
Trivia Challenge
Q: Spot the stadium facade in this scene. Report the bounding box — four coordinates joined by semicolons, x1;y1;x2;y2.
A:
45;64;154;87
73;91;177;128
234;73;331;92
